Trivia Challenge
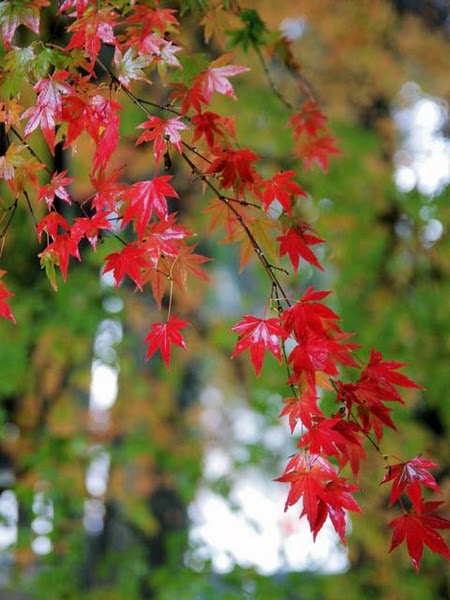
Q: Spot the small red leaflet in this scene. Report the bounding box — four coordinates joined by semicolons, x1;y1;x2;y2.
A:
65;7;118;65
39;233;81;281
0;271;15;323
22;71;72;152
195;55;250;102
277;224;325;272
230;315;288;376
37;211;70;241
37;170;73;209
71;212;113;250
206;147;259;193
191;111;234;149
380;456;441;512
103;242;150;290
144;315;189;369
260;171;307;215
289;102;327;138
359;349;423;403
122;176;179;238
136;116;187;166
279;391;322;432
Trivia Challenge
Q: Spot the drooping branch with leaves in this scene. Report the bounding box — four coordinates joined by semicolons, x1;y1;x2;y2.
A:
0;0;448;574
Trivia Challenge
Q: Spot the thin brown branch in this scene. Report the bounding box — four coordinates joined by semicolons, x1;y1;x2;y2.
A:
0;198;18;238
254;47;295;110
181;150;290;303
10;127;52;176
23;189;38;231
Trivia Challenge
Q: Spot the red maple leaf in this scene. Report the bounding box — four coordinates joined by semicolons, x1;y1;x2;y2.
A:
206;147;259;193
144;314;189;368
71;212;113;250
381;456;441;511
230;315;288;376
123;5;179;36
91;168;126;212
332;418;366;478
388;502;450;572
289;102;328;138
22;71;72;151
60;91;90;148
103;242;151;290
122;176;179;238
298;416;354;458
195;59;250;103
277;224;325;272
359;349;423;403
123;30;163;58
287;330;358;390
276;452;360;544
315;477;362;545
136;116;187;166
295;135;341;172
282;287;340;339
37;171;73;209
336;380;397;442
90;96;120;172
40;233;81;280
37;212;71;241
65;7;117;65
0;271;15;323
260;171;308;214
61;93;120;171
169;82;207;115
191;111;234;149
277;453;337;525
141;214;191;265
288;333;339;387
299;415;365;478
279;391;323;432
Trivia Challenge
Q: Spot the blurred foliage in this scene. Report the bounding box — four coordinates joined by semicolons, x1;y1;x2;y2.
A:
0;0;449;598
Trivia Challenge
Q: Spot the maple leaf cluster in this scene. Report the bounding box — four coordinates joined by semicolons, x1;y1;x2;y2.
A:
0;0;447;574
230;288;448;565
381;457;450;571
289;100;341;172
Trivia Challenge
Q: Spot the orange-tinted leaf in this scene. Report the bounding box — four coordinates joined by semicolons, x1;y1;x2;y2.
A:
170;244;210;290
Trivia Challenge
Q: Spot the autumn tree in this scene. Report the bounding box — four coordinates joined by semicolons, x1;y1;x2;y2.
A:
0;1;449;598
